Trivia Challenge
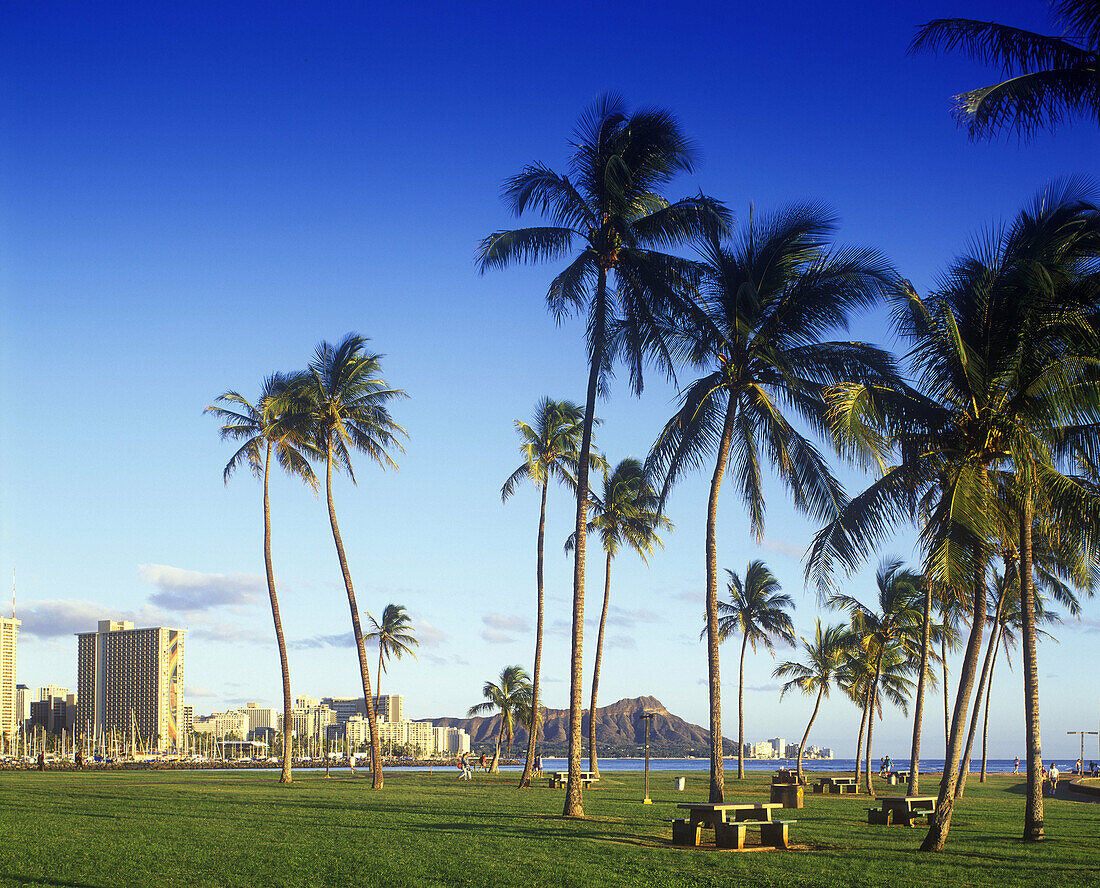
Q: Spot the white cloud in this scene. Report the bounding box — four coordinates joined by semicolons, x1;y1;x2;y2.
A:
761;537;806;561
483;613;530;633
139;564;263;612
608;606;661;628
290;632;355;650
185;685;216;698
417;620;446;647
16;600;114;638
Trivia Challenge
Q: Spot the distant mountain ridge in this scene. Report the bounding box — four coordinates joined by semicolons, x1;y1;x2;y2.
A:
420;695;737;757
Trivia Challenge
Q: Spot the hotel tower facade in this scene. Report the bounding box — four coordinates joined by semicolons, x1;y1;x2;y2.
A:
76;620;185;752
0;617;19;747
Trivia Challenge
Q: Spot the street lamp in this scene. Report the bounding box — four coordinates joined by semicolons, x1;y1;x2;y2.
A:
1067;730;1098;773
640;711;656;804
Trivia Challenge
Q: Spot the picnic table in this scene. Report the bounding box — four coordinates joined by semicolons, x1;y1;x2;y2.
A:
774;767;807;786
868;795;935;827
885;770;910;786
672;803;792;850
549;770;599;789
814;776;858;794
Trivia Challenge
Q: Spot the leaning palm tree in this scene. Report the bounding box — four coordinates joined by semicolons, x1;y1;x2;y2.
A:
302;333;407;790
478;94;728;817
568;458;672;777
501;397;595;788
806;182;1100;848
366;604;418;710
715;561;796;780
468;665;533;773
773;620;851;783
910;0;1100;141
205;373;317;785
649;204;901;801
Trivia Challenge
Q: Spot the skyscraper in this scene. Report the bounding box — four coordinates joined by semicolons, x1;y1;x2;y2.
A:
0;617;19;747
75;620;185;752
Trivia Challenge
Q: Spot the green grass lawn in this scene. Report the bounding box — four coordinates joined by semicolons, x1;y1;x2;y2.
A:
0;769;1097;888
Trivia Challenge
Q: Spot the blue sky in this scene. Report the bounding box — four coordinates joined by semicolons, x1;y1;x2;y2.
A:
2;1;1098;761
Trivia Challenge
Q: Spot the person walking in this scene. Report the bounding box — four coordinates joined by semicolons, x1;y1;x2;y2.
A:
1013;755;1020;775
1049;763;1059;795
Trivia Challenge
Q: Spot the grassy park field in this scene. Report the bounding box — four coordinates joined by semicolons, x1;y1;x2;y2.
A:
0;770;1097;888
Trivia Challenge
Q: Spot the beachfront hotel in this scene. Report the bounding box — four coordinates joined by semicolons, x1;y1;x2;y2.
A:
0;617;19;748
75;620;185;752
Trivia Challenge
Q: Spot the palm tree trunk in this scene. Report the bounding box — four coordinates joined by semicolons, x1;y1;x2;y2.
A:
490;717;503;773
588;551;612;777
942;639;950;754
980;623;1000;783
1019;492;1044;841
797;686;824;785
854;685;870;794
705;400;738;802
564;272;606;818
325;447;383;789
909;579;933;795
957;588;1004;797
737;633;748;779
920;568;987;852
261;444;294;785
865;684;877;798
520;480;549;789
376;647;384;714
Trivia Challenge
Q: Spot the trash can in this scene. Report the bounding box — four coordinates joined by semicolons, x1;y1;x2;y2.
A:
674;777;686;791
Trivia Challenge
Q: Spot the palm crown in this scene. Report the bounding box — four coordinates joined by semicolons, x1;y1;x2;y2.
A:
501;398;595;501
716;561;796;651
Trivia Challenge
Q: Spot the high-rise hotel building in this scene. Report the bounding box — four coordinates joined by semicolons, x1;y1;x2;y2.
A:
0;617;19;746
76;620;185;752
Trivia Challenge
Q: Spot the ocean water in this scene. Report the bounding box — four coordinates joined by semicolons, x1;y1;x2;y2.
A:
531;757;1024;773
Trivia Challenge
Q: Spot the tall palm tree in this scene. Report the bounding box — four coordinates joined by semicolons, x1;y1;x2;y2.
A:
773;620;851;783
568;458;672;777
830;560;924;795
910;0;1100;141
477;94;727;817
303;333;407;790
366;604;418;710
805;183;1100;848
205;373;317;785
714;561;796;780
501;397;594;788
468;665;533;773
649;204;901;801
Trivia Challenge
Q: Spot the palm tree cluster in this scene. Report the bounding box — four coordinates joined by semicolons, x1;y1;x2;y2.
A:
480;90;1100;852
207;333;413;788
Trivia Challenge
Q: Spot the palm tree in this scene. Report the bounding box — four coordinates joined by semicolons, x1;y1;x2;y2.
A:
805;183;1100;848
468;665;533;773
477;94;727;817
773;620;851;783
648;204;901;801
303;333;407;790
205;373;317;785
501;397;594;788
568;458;672;777
910;1;1100;141
714;561;795;780
366;604;418;710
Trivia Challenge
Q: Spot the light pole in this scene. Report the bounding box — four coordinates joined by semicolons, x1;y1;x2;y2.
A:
1066;730;1098;773
641;711;655;804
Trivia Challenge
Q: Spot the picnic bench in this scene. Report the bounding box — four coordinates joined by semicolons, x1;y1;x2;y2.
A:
671;802;792;850
774;767;807;786
884;770;910;786
868;795;935;827
814;776;858;794
549;770;599;789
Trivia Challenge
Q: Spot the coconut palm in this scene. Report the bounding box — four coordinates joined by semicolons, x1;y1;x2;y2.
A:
468;665;533;773
205;373;317;785
805;183;1100;847
648;204;901;801
910;0;1100;141
567;458;672;777
773;620;852;783
302;333;407;790
366;604;418;711
477;94;728;817
501;397;596;788
713;561;796;780
830;560;924;795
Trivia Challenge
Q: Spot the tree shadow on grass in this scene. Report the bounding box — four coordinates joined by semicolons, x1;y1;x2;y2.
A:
0;874;113;888
419;819;656;848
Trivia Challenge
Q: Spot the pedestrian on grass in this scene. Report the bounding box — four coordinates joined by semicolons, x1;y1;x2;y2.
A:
1013;755;1020;774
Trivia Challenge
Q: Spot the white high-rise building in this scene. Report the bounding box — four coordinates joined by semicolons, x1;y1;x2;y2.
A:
0;617;19;746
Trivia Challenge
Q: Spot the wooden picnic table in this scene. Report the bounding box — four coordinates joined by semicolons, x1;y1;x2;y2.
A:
672;803;792;850
814;776;858;794
885;770;911;786
549;770;599;789
868;795;935;827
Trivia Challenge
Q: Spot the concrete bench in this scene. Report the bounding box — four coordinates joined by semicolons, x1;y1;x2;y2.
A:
714;819;796;851
671;818;702;846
